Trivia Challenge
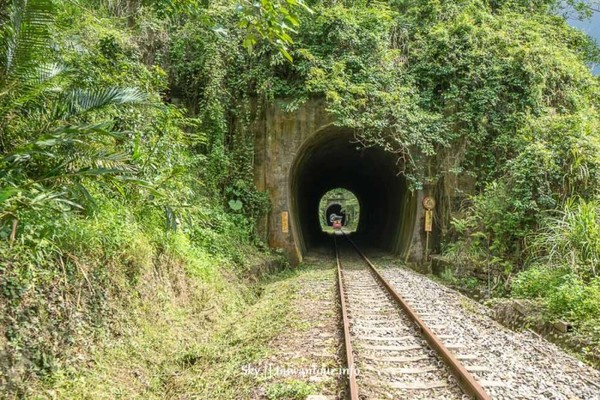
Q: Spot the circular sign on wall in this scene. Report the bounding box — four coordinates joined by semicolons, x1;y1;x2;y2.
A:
422;196;436;210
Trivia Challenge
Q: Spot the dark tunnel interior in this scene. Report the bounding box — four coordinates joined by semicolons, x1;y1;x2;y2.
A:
289;126;417;255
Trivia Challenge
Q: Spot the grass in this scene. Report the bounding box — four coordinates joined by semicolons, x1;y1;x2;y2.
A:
30;263;304;399
3;186;337;399
265;380;317;400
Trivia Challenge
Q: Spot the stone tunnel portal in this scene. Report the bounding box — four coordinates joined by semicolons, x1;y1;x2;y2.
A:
289;126;418;256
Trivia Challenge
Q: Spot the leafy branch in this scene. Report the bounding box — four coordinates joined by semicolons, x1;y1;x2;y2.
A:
235;0;312;61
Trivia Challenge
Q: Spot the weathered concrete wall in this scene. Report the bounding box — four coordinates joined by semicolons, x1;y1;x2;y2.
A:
253;99;333;264
252;99;428;265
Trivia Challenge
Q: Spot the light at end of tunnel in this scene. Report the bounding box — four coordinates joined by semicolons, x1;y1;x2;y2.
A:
319;188;360;234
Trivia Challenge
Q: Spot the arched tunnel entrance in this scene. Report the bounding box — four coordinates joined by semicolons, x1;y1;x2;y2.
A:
289;125;417;256
319;188;360;232
325;203;347;226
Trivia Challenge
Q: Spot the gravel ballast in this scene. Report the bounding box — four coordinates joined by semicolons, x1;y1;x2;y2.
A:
377;259;600;400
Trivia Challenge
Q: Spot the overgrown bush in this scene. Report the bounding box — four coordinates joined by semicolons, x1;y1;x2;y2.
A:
529;198;600;281
0;1;276;395
546;276;600;326
511;199;600;328
511;266;571;299
513;266;600;329
445;111;600;278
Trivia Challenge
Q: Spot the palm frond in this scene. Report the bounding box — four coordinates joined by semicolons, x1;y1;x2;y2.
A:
22;62;65;87
3;62;65;111
0;119;145;214
3;122;119;163
54;87;147;119
1;0;55;81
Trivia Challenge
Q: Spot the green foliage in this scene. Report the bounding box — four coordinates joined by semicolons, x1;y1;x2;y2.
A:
300;4;447;182
410;5;597;181
166;3;278;222
0;0;54;81
236;0;312;62
225;178;271;218
427;3;599;285
226;0;599;190
436;267;480;290
446;108;600;272
511;198;600;329
512;265;572;299
440;268;460;286
265;380;316;400
35;260;300;399
0;0;149;224
530;199;600;281
560;0;600;19
0;0;281;394
513;266;600;329
546;276;600;326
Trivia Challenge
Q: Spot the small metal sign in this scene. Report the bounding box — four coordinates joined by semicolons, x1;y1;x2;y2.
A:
281;211;289;233
424;210;433;232
423;196;436;210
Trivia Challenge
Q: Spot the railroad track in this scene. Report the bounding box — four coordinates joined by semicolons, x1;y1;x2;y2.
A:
335;232;492;400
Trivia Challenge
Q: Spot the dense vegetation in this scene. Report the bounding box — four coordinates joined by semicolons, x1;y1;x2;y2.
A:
1;0;600;396
0;0;305;396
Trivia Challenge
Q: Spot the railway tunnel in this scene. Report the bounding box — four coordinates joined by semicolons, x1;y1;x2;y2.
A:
325;203;346;226
289;125;418;256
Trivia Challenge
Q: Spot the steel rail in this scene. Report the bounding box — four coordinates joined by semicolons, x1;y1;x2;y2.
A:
334;234;360;400
342;232;492;400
